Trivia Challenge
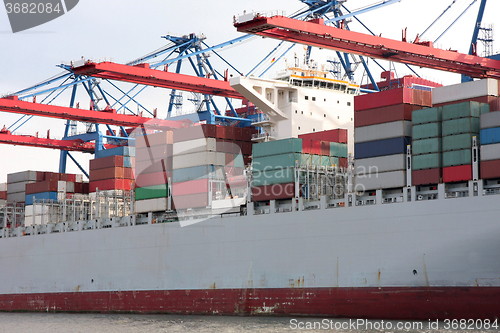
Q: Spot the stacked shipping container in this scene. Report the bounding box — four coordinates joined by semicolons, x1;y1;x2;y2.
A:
89;146;135;192
354;87;432;190
480;111;500;179
298;129;348;168
134;131;173;213
411;107;442;185
0;183;6;206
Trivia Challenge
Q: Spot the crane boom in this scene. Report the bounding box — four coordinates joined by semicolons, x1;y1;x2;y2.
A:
235;15;500;80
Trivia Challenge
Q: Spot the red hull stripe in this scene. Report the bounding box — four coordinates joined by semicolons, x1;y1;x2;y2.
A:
0;287;498;319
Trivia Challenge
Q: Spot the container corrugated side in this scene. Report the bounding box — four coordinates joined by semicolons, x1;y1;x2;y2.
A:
172;165;223;183
253;168;295;187
89;167;125;182
442;101;489;121
412;122;441;140
412;168;441;186
442;118;480;136
172;151;225;169
298;129;348;143
442;149;472;167
135;131;174;147
135;171;170;188
354;104;420;127
25;192;58;205
412;153;441;170
354;137;411;159
412;138;441;155
7;171;39;184
330;142;348;158
480;127;500;145
89;179;132;193
253;138;302;158
95;146;135;159
89;156;124;170
442;133;476;151
135;145;172;163
480;143;500;161
253;153;303;171
354;170;406;191
480;111;500;129
172;138;216;155
135;197;167;214
412;107;442;125
329;156;339;166
354;87;432;111
480;159;500;179
135;185;168;201
7;192;25;203
355;154;406;174
172;193;209;210
25;205;50;216
6;181;34;194
354;121;411;143
432;79;499;105
172;179;209;197
443;165;472;183
234;154;244;168
0;183;6;192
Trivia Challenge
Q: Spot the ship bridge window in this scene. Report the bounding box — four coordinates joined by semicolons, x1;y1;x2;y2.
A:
347;88;357;94
303;80;313;87
291;79;302;86
313;80;320;87
320;81;327;88
333;83;341;91
327;82;334;89
347;102;351;106
305;96;309;100
324;114;326;117
312;97;316;101
340;85;347;92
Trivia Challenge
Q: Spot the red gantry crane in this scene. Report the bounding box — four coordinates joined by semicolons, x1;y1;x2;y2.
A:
234;15;500;80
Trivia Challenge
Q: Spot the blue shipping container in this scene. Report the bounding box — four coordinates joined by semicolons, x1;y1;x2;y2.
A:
25;192;58;206
480;127;500;145
355;137;411;159
96;146;135;159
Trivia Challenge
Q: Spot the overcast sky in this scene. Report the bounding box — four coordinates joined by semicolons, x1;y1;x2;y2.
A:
0;0;498;182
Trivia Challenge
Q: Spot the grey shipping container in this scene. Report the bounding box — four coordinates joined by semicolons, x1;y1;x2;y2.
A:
354;170;406;191
354;121;412;143
6;181;34;194
442;133;476;152
480;111;500;129
354;154;406;174
480;143;500;161
412;138;441;155
432;79;499;105
172;151;225;169
412;107;442;125
7;192;25;203
412;123;441;140
442;118;480;136
442;149;472;167
172;138;217;155
442;101;489;121
7;171;38;184
135;197;168;214
412;153;441;170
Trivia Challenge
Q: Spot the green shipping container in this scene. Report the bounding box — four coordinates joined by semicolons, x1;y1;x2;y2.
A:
412;138;441;155
442;133;477;152
320;156;330;167
252;168;295;186
412;153;441;170
300;154;311;166
234;154;244;168
442;101;489;121
252;138;302;158
339;144;348;158
412;107;442;125
330;142;348;158
412;122;441;140
442;149;472;167
329;156;340;166
135;185;168;201
253;153;302;171
442;118;480;136
311;155;321;166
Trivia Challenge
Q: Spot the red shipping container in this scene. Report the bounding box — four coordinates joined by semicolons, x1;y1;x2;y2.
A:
480;159;500;179
66;174;76;182
0;191;7;200
89;179;132;192
173;124;216;143
339;157;348;169
89;167;124;182
135;131;173;148
233;127;244;141
298;129;348;144
36;172;45;182
252;183;298;201
225;126;235;140
320;141;330;156
173;179;209;196
215;125;227;139
216;139;238;153
302;139;312;154
443;165;472;183
74;182;85;194
242;141;252;155
83;183;90;194
225;153;235;167
25;180;59;195
135;144;172;162
354;88;432;112
135;171;172;188
434;95;500;112
172;192;209;210
136;159;172;175
412;168;441;186
354;104;422;127
123;168;134;180
311;140;321;155
90;155;124;170
243;155;252;166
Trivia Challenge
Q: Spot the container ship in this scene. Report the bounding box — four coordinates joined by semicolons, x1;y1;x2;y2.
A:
1;13;500;321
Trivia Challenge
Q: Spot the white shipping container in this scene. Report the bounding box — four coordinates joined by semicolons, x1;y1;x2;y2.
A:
135;197;168;214
0;199;6;206
75;175;84;183
173;151;226;169
480;143;500;161
25;205;51;217
57;181;67;193
7;170;38;184
432;79;499;105
0;183;6;192
7;192;25;203
354;121;411;143
480;111;500;129
354;170;406;191
24;215;50;226
6;181;34;194
66;182;75;193
355;154;406;174
173;138;216;156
